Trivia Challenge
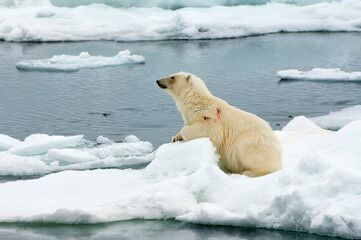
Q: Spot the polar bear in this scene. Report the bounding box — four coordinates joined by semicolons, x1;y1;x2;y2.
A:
156;72;282;177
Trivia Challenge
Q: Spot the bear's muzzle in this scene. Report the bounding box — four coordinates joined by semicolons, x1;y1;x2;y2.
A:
156;80;167;89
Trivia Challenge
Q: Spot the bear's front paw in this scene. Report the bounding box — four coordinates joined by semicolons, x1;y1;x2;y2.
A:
172;134;183;142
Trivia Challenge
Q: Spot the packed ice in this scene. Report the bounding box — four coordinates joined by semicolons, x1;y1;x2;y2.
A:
277;68;361;81
0;115;360;239
0;134;154;176
0;0;361;41
15;50;145;71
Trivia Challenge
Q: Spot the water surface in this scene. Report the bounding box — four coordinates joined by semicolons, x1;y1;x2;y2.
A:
0;220;342;240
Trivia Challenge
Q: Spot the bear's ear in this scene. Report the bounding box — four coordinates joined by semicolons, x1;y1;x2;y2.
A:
187;74;192;84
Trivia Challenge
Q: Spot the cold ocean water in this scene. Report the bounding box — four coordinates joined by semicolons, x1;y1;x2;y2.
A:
0;220;344;240
1;32;361;240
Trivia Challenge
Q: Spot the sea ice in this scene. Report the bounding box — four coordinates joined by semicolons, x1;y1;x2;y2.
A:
0;134;21;151
0;134;154;176
277;68;361;81
7;134;84;156
0;152;50;176
310;105;361;130
15;50;145;71
0;0;360;41
0;117;360;239
96;135;114;144
124;135;140;143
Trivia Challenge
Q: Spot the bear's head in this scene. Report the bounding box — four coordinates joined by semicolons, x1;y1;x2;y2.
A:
156;72;210;99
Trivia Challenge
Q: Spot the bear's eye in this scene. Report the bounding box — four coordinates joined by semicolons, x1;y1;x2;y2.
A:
171;76;175;80
203;116;210;120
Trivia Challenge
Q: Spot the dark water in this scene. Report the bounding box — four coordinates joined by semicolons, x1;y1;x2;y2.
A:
0;220;342;240
1;33;361;148
0;33;360;240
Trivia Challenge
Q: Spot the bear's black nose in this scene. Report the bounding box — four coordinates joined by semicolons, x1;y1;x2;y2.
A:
156;80;167;89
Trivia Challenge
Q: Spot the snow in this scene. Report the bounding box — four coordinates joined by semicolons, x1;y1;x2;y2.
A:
277;68;361;81
0;0;361;42
310;105;361;130
0;117;360;239
16;50;145;71
0;134;154;176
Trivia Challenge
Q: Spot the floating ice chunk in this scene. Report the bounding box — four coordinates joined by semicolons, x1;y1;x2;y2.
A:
45;148;99;164
79;51;90;58
0;134;153;176
15;50;145;71
45;152;155;172
96;136;114;145
0;152;49;176
310;105;361;130
277;68;361;81
0;134;21;151
8;134;84;156
124;135;140;143
87;141;153;159
70;153;155;170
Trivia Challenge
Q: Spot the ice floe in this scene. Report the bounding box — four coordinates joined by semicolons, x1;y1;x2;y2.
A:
0;134;22;151
124;135;140;143
4;0;338;9
0;134;154;176
0;0;361;41
0;117;360;239
96;135;114;145
8;134;84;156
277;68;361;81
310;105;361;130
16;50;145;71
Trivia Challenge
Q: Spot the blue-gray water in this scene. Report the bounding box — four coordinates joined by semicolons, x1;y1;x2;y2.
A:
0;32;360;240
0;220;344;240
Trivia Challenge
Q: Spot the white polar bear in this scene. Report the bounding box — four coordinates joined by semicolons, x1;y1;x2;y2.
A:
156;72;282;177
